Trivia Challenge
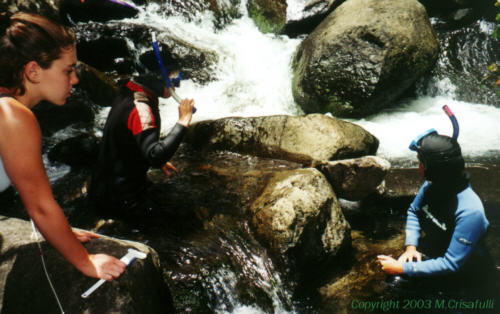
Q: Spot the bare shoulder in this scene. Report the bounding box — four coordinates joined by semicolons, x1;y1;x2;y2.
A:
0;97;40;148
0;97;38;131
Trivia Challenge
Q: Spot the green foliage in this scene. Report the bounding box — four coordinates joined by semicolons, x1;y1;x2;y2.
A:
495;13;500;39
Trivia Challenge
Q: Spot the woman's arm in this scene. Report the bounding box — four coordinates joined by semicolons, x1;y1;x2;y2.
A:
0;100;125;280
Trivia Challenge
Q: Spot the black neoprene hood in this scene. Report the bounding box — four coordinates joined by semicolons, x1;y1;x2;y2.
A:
417;133;465;181
133;75;165;98
417;133;462;163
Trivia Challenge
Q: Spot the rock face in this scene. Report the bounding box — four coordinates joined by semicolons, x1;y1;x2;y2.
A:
283;0;345;37
74;22;219;84
249;168;350;266
292;0;439;117
0;216;173;313
0;0;60;22
185;114;379;164
247;0;287;34
316;156;391;201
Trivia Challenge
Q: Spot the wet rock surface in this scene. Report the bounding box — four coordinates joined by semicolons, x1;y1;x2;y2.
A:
249;168;350;266
247;0;287;34
185;114;379;164
0;216;172;314
316;155;391;201
292;0;439;117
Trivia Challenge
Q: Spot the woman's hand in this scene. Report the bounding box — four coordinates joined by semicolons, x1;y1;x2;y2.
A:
177;99;195;127
81;254;127;281
397;245;422;263
73;230;99;242
377;255;404;275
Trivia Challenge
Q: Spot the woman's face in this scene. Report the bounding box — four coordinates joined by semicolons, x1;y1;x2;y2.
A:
38;46;79;106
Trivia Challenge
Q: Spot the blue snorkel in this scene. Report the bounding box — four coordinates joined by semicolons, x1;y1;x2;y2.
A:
151;32;196;113
409;105;460;152
441;105;459;140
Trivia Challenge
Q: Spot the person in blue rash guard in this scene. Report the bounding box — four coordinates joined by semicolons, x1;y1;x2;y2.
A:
377;131;495;293
89;73;195;218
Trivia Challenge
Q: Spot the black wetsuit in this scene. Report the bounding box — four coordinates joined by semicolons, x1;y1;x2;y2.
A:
89;79;186;214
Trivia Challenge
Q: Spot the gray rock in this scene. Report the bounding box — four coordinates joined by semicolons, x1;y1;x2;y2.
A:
249;168;350;265
292;0;439;117
0;216;172;313
316;156;391;201
185;114;379;164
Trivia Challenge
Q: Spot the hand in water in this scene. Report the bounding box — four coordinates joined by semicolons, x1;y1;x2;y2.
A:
377;255;404;275
161;162;177;177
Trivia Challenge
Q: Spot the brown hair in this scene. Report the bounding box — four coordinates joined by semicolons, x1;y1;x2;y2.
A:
0;12;75;95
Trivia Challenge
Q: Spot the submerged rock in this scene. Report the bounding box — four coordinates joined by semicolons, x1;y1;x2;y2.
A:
249;168;350;267
0;216;173;313
185;114;379;165
316;156;391;201
292;0;439;117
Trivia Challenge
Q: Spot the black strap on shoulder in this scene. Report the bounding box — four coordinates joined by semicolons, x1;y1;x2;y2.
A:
0;93;14;99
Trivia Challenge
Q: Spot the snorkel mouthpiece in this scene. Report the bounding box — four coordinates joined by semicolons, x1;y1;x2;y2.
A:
151;32;196;113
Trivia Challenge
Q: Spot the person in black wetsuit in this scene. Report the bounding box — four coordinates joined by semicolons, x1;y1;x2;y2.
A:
89;74;195;217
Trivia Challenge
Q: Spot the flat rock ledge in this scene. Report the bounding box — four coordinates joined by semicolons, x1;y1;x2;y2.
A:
0;216;173;314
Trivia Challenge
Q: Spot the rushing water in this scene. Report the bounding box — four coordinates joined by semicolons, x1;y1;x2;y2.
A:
43;0;500;312
110;0;500;169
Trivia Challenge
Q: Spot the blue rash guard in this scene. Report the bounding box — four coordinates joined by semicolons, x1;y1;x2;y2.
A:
403;181;489;277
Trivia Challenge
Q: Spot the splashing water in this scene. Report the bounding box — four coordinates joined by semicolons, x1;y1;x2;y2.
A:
115;1;500;166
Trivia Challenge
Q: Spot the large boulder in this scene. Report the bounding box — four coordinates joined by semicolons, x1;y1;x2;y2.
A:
0;216;172;313
316;156;391;201
184;114;379;164
249;168;350;266
247;0;287;34
292;0;439;117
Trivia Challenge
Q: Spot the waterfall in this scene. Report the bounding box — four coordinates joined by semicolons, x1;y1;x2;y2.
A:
108;0;500;167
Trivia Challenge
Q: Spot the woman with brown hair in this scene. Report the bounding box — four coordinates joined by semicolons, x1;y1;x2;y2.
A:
0;12;126;281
